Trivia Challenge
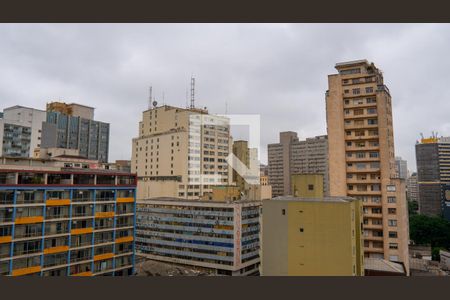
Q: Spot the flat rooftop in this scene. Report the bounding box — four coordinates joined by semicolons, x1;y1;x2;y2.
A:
138;197;261;205
269;195;357;203
335;59;369;68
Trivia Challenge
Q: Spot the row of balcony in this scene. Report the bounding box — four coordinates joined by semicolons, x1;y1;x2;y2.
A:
0;171;136;186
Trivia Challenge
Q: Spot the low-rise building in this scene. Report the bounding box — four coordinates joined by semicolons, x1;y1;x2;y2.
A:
0;157;136;276
261;195;364;276
135;197;261;276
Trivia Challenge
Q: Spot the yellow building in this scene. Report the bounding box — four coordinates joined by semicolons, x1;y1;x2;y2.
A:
261;196;364;276
291;174;324;198
326;60;409;272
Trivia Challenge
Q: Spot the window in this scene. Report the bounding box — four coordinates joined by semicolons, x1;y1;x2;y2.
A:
308;184;314;191
365;87;374;93
354;109;364;116
366;97;376;104
389;231;398;238
367;108;377;114
388;208;397;214
282;209;285;215
388;220;397;227
389;243;398;249
352;88;360;95
388;197;396;203
387;185;396;192
340;68;361;75
367;119;378;125
369;152;379;158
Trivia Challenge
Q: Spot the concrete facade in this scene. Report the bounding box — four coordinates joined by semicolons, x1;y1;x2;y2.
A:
131;105;233;200
395;156;408;179
415;137;450;219
268;133;329;197
326;60;409;272
0;106;47;158
406;172;419;203
135;198;261;276
0;158;136;276
41;102;110;163
261;196;364;276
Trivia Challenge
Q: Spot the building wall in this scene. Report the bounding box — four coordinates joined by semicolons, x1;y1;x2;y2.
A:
1;106;47;158
268;133;329;197
132;105;232;200
135;199;261;275
291;174;324;198
42;105;109;163
0;167;136;276
326;60;409;271
415;139;450;219
262;198;363;276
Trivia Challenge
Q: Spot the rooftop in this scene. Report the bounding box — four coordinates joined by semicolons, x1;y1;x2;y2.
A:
269;195;357;203
335;59;369;68
364;258;406;274
138;197;261;205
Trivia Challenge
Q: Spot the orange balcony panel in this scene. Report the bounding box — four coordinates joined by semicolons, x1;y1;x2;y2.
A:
12;266;41;276
43;245;69;255
0;236;12;244
93;253;114;262
71;227;93;235
95;212;115;219
15;216;44;225
46;199;71;206
115;236;133;244
117;197;134;203
72;271;93;276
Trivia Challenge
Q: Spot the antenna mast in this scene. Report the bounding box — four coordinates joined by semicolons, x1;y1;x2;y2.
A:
148;86;152;109
190;75;195;109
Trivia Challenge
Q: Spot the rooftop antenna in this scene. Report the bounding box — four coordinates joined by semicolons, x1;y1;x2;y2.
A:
190;75;195;109
185;87;188;108
225;101;228;115
162;91;165;106
148;86;152;109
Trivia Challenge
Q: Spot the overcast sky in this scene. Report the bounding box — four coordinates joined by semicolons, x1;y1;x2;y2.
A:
1;23;450;171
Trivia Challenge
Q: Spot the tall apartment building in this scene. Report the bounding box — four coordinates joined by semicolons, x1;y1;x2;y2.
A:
41;102;110;163
232;140;250;192
131;104;232;200
406;172;419;203
268;133;329;197
395;156;408;179
0;157;136;276
136;198;261;276
0;106;47;158
261;195;364;276
415;136;450;219
325;60;409;270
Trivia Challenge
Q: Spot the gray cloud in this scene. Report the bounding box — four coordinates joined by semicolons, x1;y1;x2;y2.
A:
0;23;448;171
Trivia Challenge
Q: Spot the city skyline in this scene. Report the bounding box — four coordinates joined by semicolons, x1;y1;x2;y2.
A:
2;24;450;170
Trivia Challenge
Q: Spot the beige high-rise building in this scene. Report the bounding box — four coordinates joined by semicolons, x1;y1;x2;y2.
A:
131;104;233;200
326;59;409;272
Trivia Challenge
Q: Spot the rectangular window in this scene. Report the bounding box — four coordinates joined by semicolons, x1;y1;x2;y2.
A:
388;220;397;227
352;88;361;95
365;87;374;93
367;108;377;114
389;231;398;238
388;197;396;203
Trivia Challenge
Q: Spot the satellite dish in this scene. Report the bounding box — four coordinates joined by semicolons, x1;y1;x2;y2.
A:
152;101;158;107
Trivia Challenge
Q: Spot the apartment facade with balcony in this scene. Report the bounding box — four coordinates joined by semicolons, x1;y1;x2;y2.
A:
0;162;136;276
326;60;409;272
135;198;261;276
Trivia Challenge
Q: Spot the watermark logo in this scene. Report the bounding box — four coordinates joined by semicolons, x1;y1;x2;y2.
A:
188;113;261;186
